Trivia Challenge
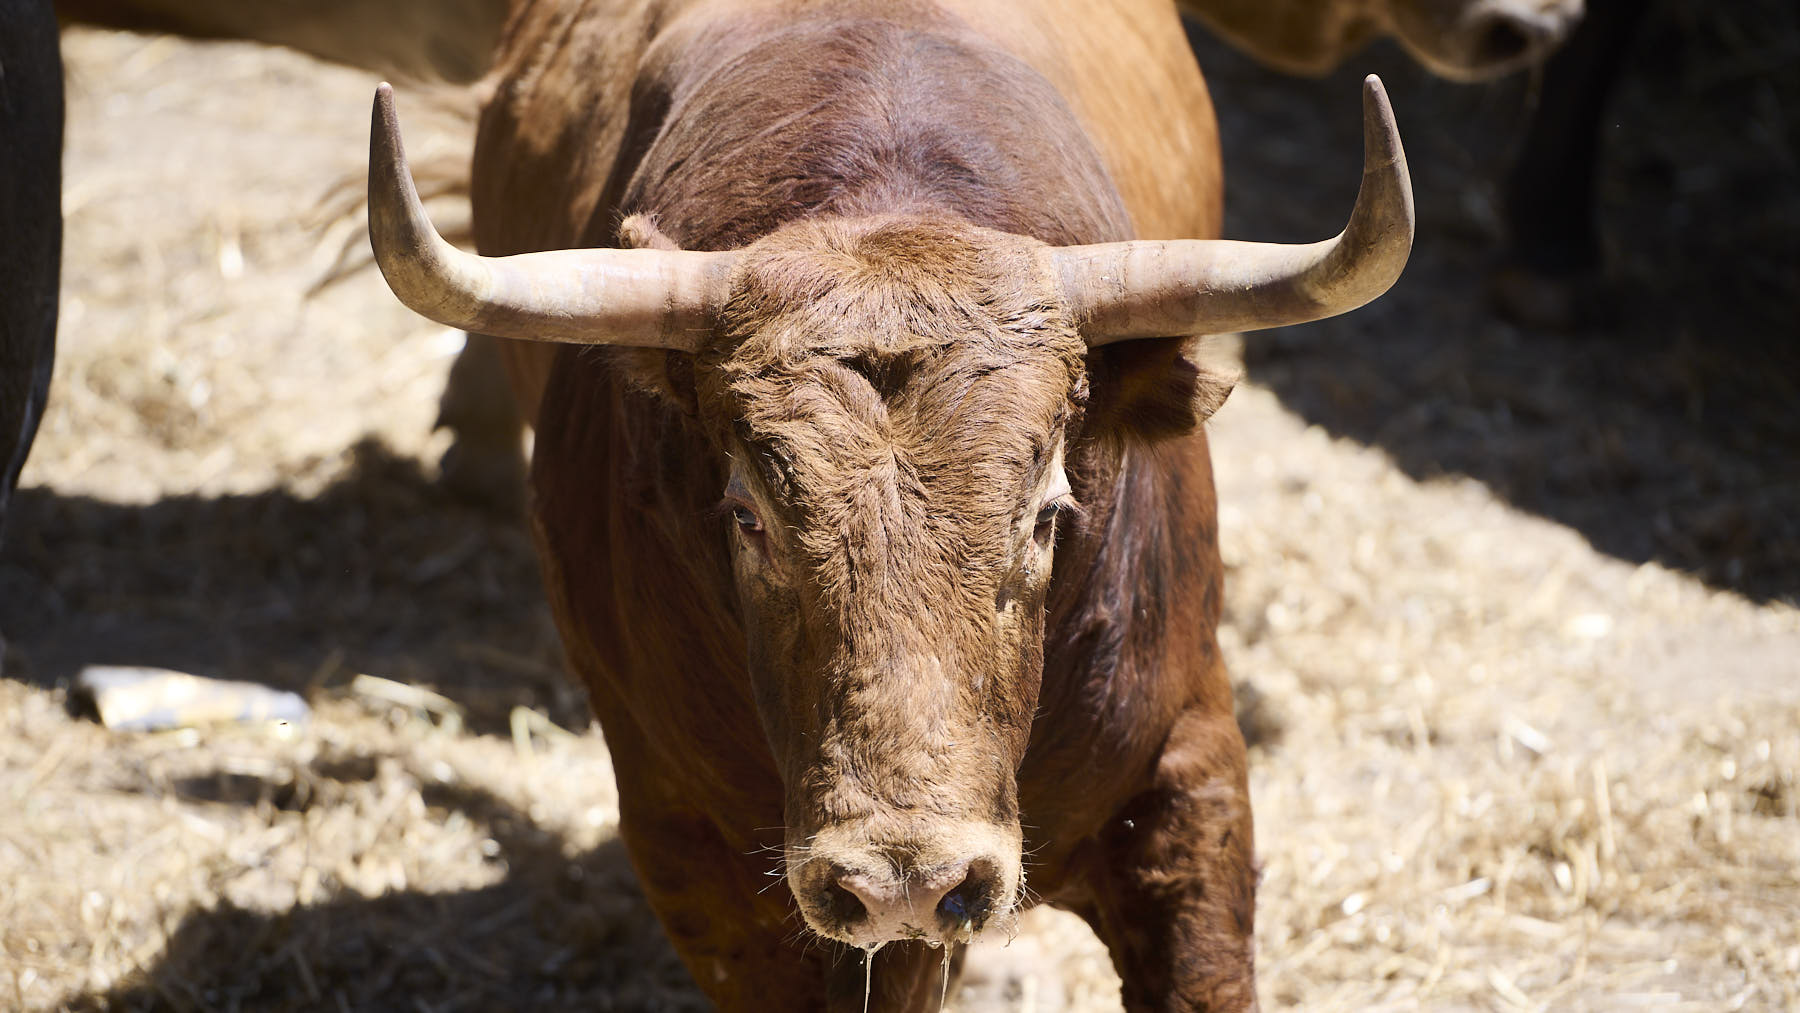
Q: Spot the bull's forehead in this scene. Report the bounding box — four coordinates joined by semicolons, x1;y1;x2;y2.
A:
718;214;1078;357
711;215;1085;575
732;349;1070;512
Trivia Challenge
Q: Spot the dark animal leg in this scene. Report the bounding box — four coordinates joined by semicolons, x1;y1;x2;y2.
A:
1076;708;1259;1012
0;0;62;537
1491;0;1652;329
0;0;63;678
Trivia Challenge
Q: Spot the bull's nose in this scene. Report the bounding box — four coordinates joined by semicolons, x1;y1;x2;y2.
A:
1470;10;1555;65
1472;14;1541;64
804;855;1006;945
1461;1;1576;70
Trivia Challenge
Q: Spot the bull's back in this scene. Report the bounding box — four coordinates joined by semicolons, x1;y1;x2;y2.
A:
943;0;1223;241
480;0;1219;255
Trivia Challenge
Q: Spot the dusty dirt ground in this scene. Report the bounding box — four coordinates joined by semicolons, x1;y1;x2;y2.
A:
3;4;1797;1010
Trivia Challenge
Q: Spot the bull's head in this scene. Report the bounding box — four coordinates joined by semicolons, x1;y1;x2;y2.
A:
367;77;1412;948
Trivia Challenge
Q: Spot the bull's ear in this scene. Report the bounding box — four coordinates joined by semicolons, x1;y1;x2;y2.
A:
1083;337;1237;441
620;213;681;252
609;214;702;415
604;344;704;418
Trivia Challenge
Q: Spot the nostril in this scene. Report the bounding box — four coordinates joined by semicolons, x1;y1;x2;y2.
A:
824;877;869;927
936;870;995;931
1475;17;1539;65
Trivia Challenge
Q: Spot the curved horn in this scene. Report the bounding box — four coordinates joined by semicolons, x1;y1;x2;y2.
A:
367;83;736;351
1053;75;1414;345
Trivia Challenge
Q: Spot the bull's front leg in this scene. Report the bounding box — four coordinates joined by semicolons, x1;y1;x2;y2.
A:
1077;707;1259;1012
596;719;826;1009
611;803;827;1010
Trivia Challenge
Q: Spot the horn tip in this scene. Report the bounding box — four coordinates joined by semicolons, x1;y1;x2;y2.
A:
372;83;402;156
1361;75;1391;116
1358;74;1404;171
373;82;399;130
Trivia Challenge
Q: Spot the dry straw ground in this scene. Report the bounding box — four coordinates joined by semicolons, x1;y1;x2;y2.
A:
3;4;1797;1010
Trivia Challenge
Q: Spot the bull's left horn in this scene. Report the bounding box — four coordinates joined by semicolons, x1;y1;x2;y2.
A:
1053;75;1414;344
367;83;735;351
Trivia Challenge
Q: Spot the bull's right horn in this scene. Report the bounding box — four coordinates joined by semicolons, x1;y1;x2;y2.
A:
1054;75;1414;344
367;83;736;351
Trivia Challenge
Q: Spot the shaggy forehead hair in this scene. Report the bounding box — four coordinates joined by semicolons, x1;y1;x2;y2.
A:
705;214;1087;617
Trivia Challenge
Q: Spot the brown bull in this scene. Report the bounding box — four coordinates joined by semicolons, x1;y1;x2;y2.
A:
57;0;510;82
1178;0;1583;80
370;0;1413;1008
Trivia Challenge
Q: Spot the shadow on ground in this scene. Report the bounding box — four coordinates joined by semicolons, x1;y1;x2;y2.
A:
1190;0;1799;604
67;752;708;1013
0;440;587;733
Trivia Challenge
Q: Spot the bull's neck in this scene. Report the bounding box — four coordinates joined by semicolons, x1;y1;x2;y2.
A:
621;5;1134;251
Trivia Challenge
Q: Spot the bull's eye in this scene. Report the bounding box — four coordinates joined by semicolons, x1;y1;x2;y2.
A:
731;504;764;535
722;467;767;552
1033;502;1063;548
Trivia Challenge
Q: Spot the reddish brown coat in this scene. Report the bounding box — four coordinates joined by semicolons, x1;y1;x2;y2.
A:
472;1;1255;1009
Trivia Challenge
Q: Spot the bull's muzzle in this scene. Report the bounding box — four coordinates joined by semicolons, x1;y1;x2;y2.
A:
791;823;1020;947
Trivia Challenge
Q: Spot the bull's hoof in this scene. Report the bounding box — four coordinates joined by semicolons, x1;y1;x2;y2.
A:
438;438;527;517
1488;263;1618;332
